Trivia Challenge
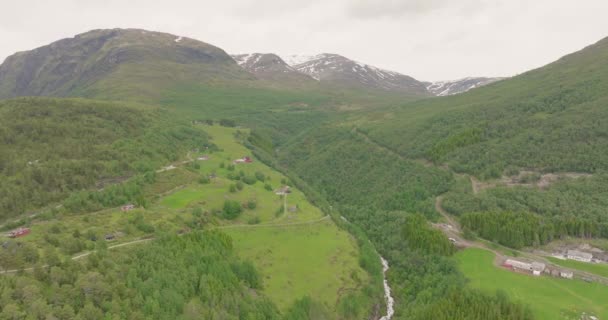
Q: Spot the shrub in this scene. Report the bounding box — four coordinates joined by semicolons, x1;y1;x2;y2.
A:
223;200;242;220
247;216;261;225
192;207;203;218
242;175;257;185
255;171;265;182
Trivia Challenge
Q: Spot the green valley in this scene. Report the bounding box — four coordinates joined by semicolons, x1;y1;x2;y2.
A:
1;22;608;320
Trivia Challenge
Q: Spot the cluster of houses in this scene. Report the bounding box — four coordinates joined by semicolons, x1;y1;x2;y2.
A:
503;258;574;279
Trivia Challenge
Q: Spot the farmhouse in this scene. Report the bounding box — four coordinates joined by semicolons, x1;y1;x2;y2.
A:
275;186;291;196
121;204;136;212
7;227;30;238
566;250;593;262
233;156;253;164
197;155;209;161
560;271;574;279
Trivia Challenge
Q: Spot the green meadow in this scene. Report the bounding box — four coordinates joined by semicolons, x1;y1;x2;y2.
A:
225;220;368;315
456;248;608;320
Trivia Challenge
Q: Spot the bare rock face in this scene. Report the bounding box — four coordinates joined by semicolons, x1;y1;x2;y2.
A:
0;28;244;99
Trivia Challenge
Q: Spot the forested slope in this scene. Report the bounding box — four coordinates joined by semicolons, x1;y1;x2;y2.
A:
0;232;283;319
273;35;608;319
362;36;608;179
0;98;210;221
276;127;532;319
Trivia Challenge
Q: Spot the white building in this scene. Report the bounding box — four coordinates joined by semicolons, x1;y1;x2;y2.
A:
560;271;574;279
531;262;546;276
566;250;593;263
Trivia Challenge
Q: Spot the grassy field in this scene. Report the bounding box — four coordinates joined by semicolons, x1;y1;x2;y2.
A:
225;220;367;314
158;125;325;224
547;257;608;278
456;248;608;320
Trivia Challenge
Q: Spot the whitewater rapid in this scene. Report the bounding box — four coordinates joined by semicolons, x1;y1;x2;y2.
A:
379;257;394;320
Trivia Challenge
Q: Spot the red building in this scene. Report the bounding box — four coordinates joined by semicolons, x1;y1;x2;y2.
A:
8;227;30;238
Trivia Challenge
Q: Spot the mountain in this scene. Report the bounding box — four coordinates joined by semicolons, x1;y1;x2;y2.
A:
282;54;430;95
231;53;316;85
425;77;504;96
0;28;253;101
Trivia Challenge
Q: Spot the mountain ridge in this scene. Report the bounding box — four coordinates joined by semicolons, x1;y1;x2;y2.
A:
282;53;430;95
230;53;317;86
0;28;253;101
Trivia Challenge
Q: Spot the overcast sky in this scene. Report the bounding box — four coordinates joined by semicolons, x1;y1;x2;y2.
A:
1;0;607;80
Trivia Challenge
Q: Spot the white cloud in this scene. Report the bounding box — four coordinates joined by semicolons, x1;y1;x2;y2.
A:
0;0;606;80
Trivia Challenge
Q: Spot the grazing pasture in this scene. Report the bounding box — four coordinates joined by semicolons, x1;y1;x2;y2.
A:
456;248;608;320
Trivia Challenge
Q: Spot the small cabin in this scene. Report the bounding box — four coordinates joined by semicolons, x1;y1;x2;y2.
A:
8;228;30;238
275;186;292;196
233;156;253;164
121;204;136;212
197;156;209;161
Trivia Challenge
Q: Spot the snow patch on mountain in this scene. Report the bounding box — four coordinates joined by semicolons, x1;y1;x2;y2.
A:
282;54;319;67
426;77;504;96
280;53;428;93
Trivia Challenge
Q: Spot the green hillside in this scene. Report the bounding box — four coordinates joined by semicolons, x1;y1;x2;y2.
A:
361;36;608;178
274;35;608;318
0;124;380;319
0;97;210;221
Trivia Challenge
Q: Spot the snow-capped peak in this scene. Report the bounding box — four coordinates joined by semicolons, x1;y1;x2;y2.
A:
281;54;320;67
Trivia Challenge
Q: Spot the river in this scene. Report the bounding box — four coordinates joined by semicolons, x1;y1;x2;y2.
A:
379;257;395;320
